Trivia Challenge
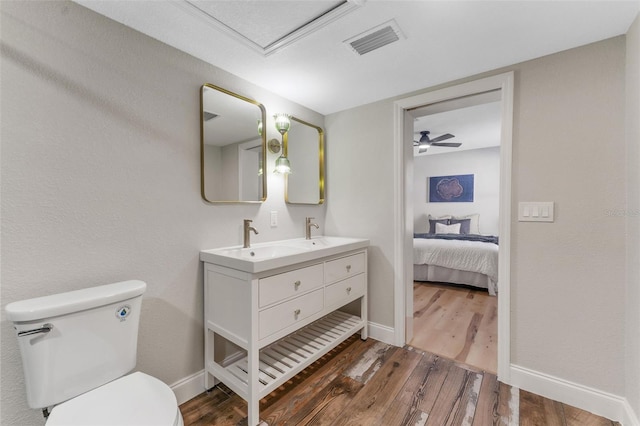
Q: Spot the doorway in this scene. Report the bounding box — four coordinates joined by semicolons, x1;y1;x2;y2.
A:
408;91;502;373
392;72;514;381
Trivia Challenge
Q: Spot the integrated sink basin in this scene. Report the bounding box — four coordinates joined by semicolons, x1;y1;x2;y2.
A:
284;236;340;249
218;245;309;260
200;236;369;273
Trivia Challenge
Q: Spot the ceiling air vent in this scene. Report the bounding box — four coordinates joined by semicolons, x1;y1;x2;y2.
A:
344;20;404;56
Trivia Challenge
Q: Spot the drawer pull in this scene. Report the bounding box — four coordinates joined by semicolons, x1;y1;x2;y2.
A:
346;265;351;272
294;280;301;290
294;309;301;318
346;287;352;293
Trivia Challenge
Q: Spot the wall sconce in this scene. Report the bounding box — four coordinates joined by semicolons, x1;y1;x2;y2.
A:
273;113;291;174
262;119;283;154
267;138;281;154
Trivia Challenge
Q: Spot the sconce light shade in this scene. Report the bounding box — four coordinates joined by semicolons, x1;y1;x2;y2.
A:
274;155;291;174
274;113;291;135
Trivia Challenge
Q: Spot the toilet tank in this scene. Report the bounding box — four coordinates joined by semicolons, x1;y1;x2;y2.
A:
5;280;147;409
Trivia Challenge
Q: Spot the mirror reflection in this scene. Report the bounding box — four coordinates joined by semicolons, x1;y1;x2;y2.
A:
200;84;266;203
285;117;325;204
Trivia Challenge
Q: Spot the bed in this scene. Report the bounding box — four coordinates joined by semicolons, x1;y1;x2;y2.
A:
413;217;499;295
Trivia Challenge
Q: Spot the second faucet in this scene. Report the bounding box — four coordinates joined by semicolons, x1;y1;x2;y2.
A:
243;219;259;248
305;217;319;240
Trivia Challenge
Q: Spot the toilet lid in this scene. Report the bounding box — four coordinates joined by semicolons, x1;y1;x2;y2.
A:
47;372;180;426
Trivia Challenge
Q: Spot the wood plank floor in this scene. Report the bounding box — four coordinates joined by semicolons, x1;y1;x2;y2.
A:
180;335;618;426
409;281;497;374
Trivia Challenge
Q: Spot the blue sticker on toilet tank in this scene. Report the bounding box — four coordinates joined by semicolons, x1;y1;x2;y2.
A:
116;305;131;321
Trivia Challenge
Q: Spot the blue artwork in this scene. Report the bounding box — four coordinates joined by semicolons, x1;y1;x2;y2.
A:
428;174;474;202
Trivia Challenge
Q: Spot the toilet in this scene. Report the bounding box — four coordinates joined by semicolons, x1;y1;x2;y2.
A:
5;280;184;426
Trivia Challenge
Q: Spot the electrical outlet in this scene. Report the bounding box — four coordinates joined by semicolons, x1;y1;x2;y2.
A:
270;211;278;227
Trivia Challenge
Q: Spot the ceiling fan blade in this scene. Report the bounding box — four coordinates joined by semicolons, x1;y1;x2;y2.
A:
431;142;462;147
429;133;455;143
413;140;420;146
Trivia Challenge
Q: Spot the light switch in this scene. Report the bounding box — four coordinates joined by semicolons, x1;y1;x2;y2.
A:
541;206;550;217
518;202;554;222
270;211;278;227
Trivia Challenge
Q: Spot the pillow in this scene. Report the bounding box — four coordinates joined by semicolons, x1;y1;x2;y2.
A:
428;218;449;233
435;222;461;234
452;214;480;234
428;214;452;220
449;218;471;235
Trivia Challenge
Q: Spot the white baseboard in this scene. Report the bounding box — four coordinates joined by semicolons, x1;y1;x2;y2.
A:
170;369;205;406
510;364;635;424
623;398;640;426
367;320;395;345
170;349;248;405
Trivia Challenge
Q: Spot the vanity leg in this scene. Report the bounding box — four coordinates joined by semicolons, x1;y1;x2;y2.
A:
204;370;211;390
247;346;260;426
360;294;368;340
204;282;214;389
248;398;260;426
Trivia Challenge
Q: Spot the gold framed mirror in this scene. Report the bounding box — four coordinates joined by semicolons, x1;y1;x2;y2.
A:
200;84;267;203
285;116;325;205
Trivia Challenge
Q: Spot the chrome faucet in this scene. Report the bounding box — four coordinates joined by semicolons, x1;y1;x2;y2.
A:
243;219;259;248
305;217;319;240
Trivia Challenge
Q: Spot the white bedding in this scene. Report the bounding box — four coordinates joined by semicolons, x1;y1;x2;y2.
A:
413;237;499;295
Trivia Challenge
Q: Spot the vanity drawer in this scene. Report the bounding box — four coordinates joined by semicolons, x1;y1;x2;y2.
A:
259;264;323;308
259;288;324;339
324;253;365;284
325;274;365;308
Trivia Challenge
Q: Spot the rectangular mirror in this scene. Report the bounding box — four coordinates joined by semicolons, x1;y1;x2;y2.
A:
200;84;267;203
285;117;325;204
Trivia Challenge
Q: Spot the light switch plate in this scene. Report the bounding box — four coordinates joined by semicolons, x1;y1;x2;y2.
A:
518;202;554;222
270;211;278;227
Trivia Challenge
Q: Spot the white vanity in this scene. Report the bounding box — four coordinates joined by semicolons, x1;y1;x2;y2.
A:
200;236;369;426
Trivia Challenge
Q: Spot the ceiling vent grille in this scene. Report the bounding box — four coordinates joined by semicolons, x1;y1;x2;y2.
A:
345;20;404;55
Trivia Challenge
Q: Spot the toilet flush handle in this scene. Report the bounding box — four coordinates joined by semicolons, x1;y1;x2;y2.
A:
17;323;53;337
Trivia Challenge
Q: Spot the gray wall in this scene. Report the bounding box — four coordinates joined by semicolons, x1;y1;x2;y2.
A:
413;147;501;236
0;2;325;424
625;13;640;421
325;100;397;327
325;36;627;397
509;36;625;396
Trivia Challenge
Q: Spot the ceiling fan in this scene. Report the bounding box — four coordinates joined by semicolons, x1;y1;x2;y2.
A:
414;131;461;153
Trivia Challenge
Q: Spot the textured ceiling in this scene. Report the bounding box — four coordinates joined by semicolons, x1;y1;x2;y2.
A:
75;0;639;116
413;101;502;156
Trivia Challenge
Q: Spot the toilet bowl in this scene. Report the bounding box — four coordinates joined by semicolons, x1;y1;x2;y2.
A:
46;372;183;426
6;280;184;426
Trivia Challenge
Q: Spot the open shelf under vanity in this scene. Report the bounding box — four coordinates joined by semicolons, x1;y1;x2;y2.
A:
220;310;364;399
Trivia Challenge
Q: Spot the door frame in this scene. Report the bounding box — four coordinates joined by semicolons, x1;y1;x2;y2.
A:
392;72;514;381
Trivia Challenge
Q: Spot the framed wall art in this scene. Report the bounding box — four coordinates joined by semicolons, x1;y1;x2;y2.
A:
428;174;474;202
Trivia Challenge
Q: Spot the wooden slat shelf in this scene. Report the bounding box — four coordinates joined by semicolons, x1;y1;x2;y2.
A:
221;311;365;398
